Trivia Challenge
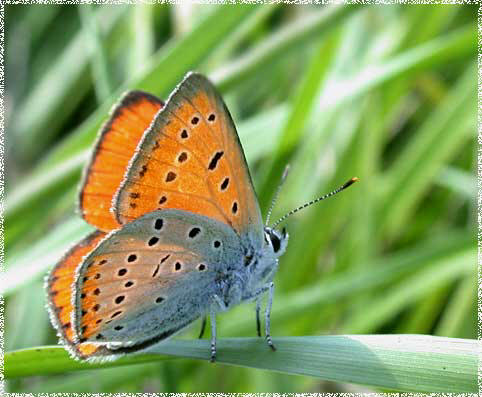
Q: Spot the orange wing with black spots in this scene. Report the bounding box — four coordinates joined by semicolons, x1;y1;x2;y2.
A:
113;73;263;239
79;91;164;231
46;230;110;359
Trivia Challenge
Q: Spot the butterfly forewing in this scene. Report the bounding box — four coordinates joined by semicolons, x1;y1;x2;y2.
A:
113;73;263;240
79;91;163;231
72;209;240;350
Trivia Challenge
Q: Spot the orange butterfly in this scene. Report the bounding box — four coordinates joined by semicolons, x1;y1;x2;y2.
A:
46;72;357;362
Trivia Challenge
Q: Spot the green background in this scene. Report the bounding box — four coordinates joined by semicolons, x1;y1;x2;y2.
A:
4;3;477;393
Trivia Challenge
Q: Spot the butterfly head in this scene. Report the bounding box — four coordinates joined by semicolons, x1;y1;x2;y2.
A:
241;226;288;289
263;226;289;258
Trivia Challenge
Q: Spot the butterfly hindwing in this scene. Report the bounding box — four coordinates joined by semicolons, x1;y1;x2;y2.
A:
46;230;112;359
72;209;241;354
79;91;164;231
113;73;263;240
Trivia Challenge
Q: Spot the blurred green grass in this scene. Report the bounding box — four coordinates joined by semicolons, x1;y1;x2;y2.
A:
4;3;477;393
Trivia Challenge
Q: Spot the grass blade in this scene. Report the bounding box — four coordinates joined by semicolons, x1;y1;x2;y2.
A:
380;62;476;237
5;335;477;393
10;6;126;162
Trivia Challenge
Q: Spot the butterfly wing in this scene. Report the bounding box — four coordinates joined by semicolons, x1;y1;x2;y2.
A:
79;91;163;231
46;230;112;359
113;73;264;242
71;209;241;358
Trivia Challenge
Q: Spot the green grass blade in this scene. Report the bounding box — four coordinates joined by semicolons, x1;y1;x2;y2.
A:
212;4;361;91
23;364;163;393
78;4;112;102
342;246;476;334
202;4;280;71
436;166;477;199
435;275;477;338
5;151;87;217
258;31;341;201
6;335;477;393
5;281;50;351
129;4;157;75
380;62;476;237
317;23;475;111
10;6;127;162
398;284;452;334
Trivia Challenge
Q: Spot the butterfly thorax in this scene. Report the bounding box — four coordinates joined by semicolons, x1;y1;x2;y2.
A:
213;227;288;311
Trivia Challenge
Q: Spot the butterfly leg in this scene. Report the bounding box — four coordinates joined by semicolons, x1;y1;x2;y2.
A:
242;286;270;339
255;299;262;337
198;316;207;339
210;309;217;363
265;282;276;351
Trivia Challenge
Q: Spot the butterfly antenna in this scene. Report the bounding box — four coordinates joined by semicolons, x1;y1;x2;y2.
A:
271;177;359;230
265;164;291;227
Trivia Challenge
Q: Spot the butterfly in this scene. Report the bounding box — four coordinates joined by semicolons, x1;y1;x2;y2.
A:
46;72;357;362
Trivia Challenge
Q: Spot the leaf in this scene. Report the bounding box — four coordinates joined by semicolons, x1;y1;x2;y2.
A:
5;335;477;393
